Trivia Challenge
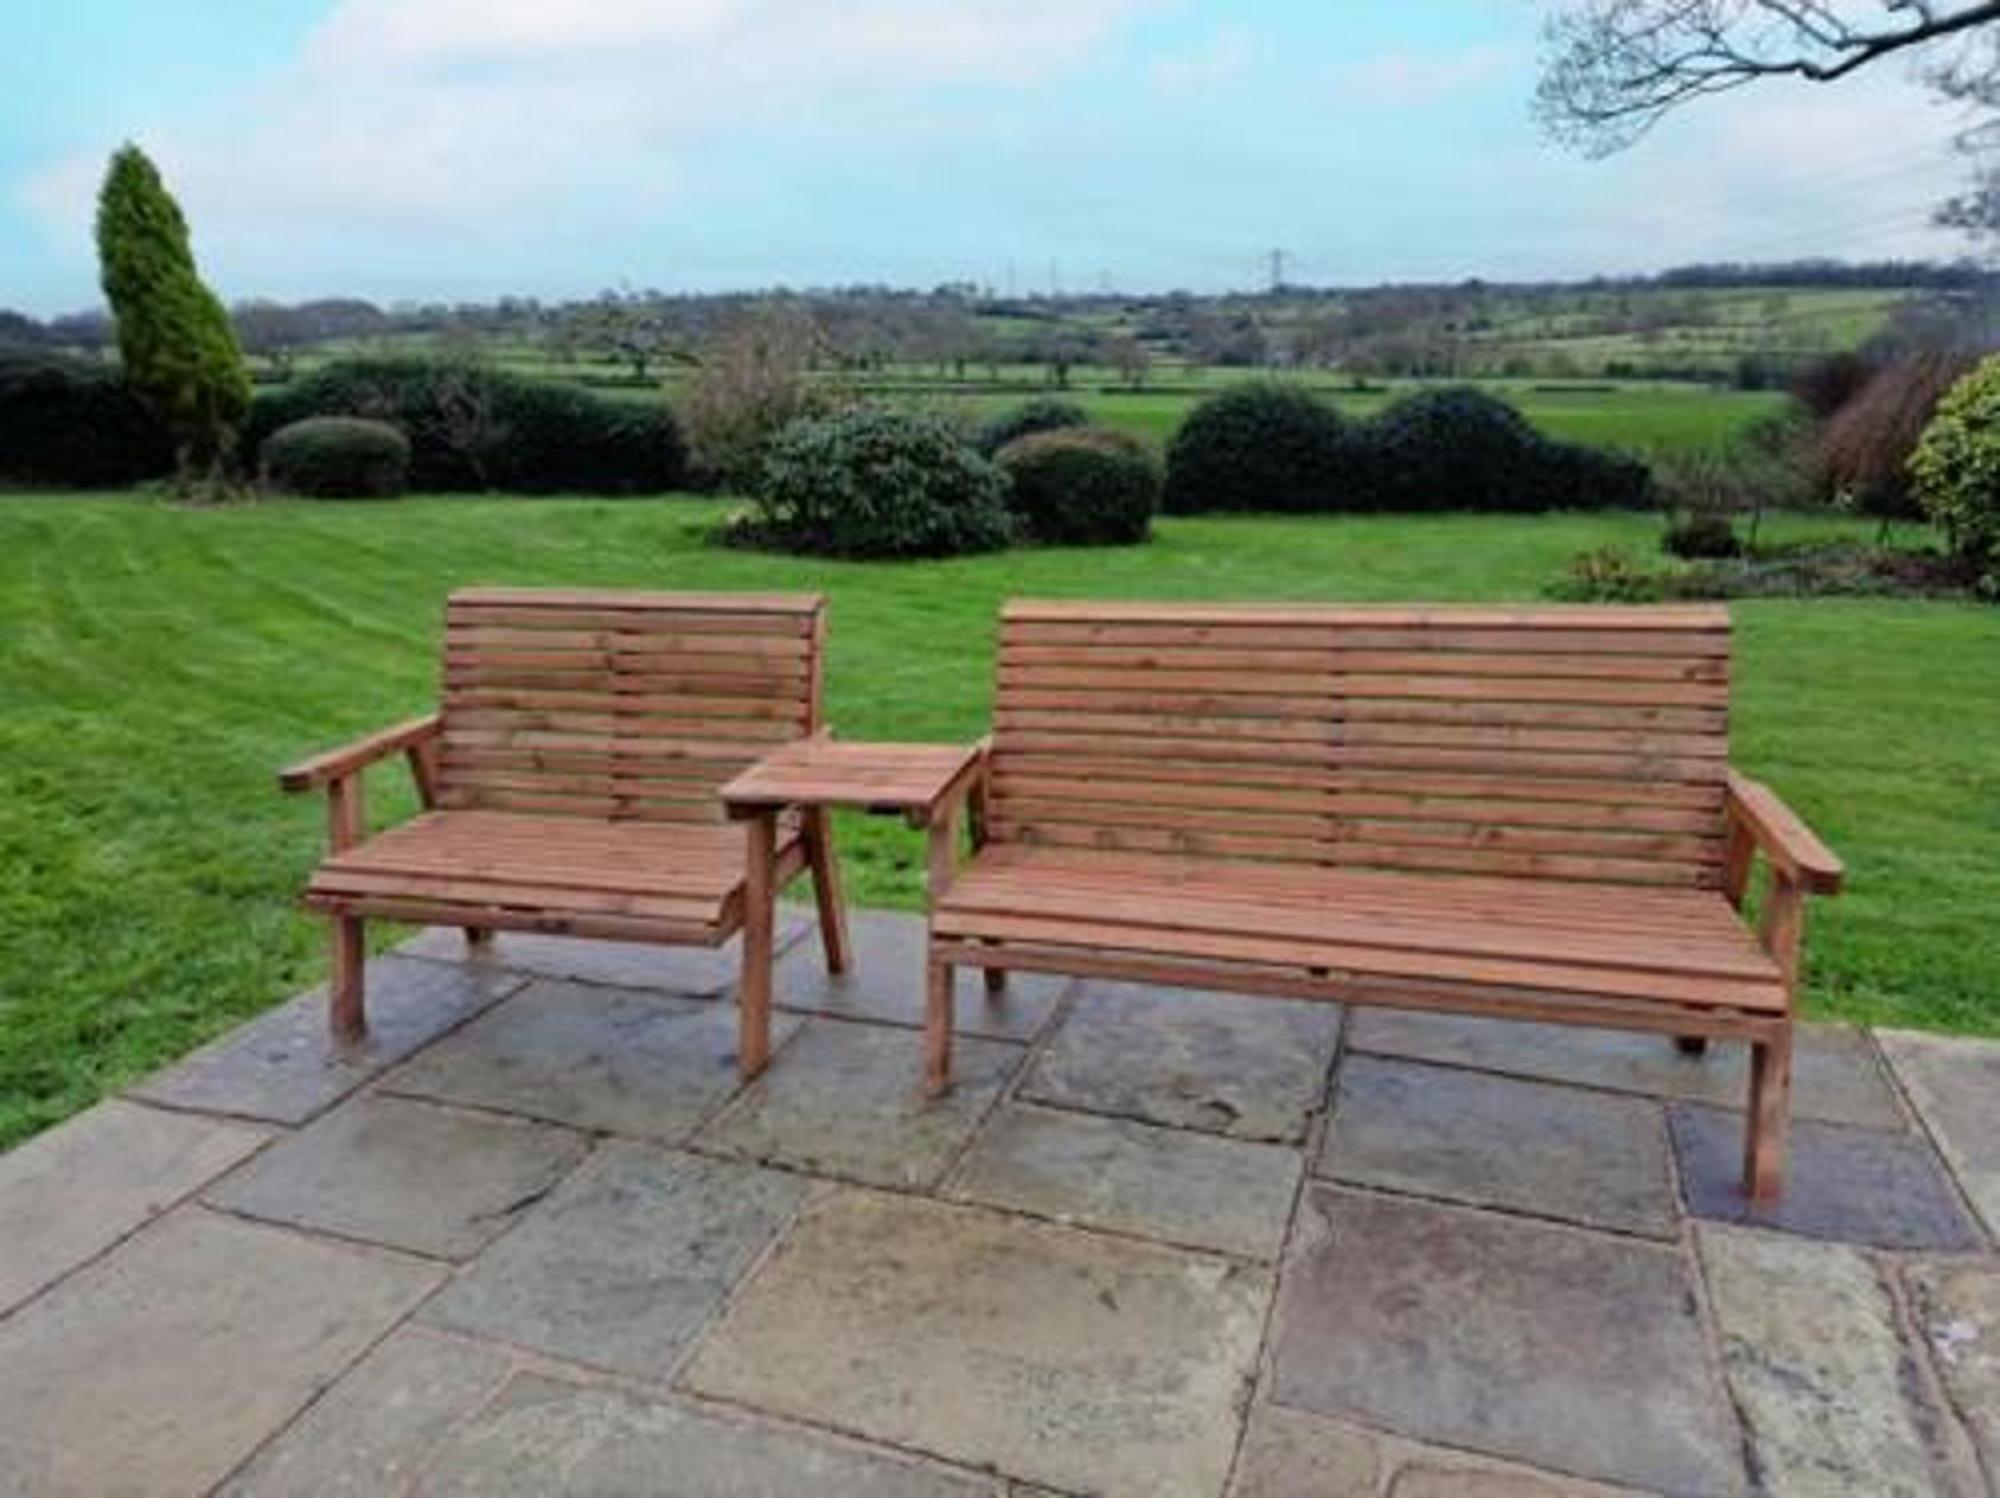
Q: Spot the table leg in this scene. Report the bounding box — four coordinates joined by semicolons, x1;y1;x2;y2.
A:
739;811;777;1081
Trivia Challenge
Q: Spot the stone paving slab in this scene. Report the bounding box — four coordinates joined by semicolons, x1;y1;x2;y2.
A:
1022;980;1343;1143
385;979;801;1144
682;1187;1272;1497
1670;1104;1985;1251
1347;1011;1906;1130
1267;1185;1741;1495
1905;1259;2000;1487
772;908;1068;1040
1230;1406;1635;1498
421;1143;805;1379
0;1208;442;1498
947;1102;1303;1260
217;1327;514;1498
0;1099;269;1315
128;956;523;1125
1697;1226;1957;1497
208;1093;591;1259
697;1018;1023;1190
1319;1057;1676;1239
1878;1028;2000;1239
398;910;811;998
414;1373;1005;1496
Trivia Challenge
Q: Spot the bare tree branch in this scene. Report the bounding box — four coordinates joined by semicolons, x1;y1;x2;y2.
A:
1537;0;2000;154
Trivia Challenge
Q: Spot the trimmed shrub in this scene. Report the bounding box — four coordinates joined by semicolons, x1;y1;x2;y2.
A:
95;143;250;488
1663;513;1742;559
1909;355;2000;568
997;427;1158;545
247;357;686;494
260;417;409;498
1163;382;1353;513
1353;386;1652;512
0;347;172;486
974;397;1089;456
740;408;1013;559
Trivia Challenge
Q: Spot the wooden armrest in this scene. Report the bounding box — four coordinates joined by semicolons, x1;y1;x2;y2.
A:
923;736;991;829
279;714;441;792
1726;769;1843;895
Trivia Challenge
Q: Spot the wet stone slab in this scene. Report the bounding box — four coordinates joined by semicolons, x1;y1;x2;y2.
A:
1319;1056;1676;1238
1021;980;1342;1143
1670;1104;1984;1251
1698;1226;1954;1497
682;1188;1271;1498
0;1209;441;1498
397;909;811;998
218;1328;514;1498
773;908;1066;1040
1346;1010;1905;1129
697;1018;1022;1190
414;1373;1004;1496
1905;1259;2000;1484
207;1093;591;1259
1877;1028;2000;1239
385;979;800;1144
421;1143;804;1379
128;956;523;1125
1267;1185;1741;1495
947;1102;1303;1260
0;1099;269;1315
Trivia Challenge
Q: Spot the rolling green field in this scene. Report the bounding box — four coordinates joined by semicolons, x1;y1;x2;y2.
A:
3;494;1996;1150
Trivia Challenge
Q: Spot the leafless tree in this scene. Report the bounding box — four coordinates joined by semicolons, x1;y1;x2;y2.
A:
1537;1;2000;154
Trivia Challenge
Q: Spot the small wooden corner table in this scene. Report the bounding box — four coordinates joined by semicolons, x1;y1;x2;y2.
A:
720;737;989;1082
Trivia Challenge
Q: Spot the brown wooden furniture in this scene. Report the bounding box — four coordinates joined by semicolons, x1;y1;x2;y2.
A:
280;588;848;1056
927;601;1841;1201
720;738;989;1078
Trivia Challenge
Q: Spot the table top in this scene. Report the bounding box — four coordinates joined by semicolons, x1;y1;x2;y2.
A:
720;738;983;824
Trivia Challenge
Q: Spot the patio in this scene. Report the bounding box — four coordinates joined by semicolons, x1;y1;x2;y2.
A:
1;907;1995;1497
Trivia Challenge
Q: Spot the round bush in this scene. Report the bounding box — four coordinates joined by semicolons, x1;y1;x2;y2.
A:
974;397;1089;456
0;347;172;486
1662;513;1742;559
1910;355;2000;566
246;357;686;494
997;427;1159;545
1359;386;1652;512
260;417;410;498
1360;387;1544;511
1163;382;1353;514
744;409;1014;559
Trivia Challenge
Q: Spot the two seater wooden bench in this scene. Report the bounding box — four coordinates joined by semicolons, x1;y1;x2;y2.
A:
927;602;1842;1201
281;587;848;1069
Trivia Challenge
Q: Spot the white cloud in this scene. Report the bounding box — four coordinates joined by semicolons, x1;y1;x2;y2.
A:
1150;25;1252;98
1332;45;1515;107
19;0;1159;270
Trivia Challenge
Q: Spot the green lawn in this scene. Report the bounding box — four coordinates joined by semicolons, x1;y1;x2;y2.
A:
3;494;1996;1149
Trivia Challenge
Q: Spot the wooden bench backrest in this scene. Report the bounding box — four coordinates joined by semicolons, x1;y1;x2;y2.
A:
437;588;825;823
990;601;1731;887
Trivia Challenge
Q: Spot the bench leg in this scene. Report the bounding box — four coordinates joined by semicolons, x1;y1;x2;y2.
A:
1675;1035;1709;1056
738;813;777;1082
924;956;954;1097
802;807;851;976
329;916;366;1044
983;968;1008;998
464;926;493;952
1744;1031;1793;1202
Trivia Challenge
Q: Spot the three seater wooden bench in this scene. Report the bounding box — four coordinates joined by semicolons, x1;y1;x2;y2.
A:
281;587;848;1061
927;601;1842;1201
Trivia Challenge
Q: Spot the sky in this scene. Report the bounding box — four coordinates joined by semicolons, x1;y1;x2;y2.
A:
0;0;1979;315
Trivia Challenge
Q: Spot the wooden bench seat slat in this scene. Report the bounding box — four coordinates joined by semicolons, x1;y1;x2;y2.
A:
938;864;1776;980
932;907;1782;1012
